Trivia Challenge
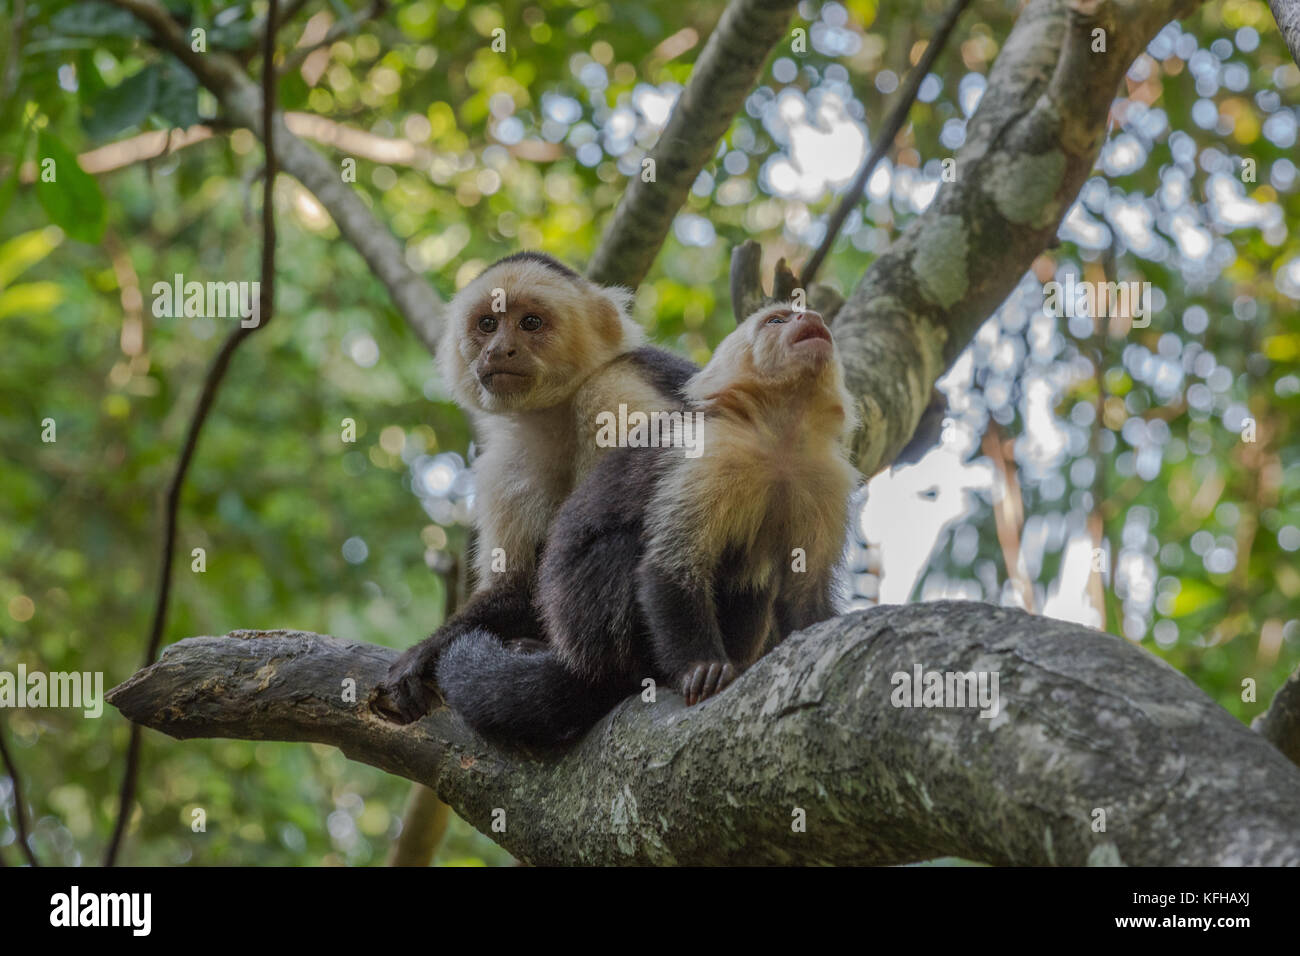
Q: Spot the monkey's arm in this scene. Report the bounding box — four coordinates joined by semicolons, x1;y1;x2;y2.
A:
637;562;736;706
372;570;539;724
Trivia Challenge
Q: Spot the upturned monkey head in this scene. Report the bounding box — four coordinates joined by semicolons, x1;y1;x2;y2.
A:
688;302;848;399
439;252;643;414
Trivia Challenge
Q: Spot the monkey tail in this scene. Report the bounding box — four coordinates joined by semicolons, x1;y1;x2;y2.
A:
436;630;626;747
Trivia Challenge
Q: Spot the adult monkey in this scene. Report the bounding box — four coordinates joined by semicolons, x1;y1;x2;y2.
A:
435;303;859;746
373;252;696;723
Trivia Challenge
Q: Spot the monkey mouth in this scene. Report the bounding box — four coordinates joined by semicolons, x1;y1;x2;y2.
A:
790;322;832;347
479;369;531;395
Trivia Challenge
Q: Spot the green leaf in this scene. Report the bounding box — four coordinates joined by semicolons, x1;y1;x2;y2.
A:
156;58;201;129
278;69;310;112
51;2;148;38
0;228;65;289
1170;579;1221;618
34;131;107;244
0;282;63;319
84;64;159;140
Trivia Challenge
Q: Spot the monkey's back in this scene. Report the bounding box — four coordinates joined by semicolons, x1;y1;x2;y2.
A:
537;444;668;687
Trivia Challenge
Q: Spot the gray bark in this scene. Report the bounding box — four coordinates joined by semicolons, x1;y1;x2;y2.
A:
832;0;1204;475
1273;1;1300;68
107;603;1300;866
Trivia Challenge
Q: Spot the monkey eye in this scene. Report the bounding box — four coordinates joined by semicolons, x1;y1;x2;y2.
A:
477;315;499;334
520;314;543;332
766;312;789;324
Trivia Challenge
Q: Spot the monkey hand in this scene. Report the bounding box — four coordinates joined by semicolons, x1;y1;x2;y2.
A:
680;660;737;706
371;643;444;724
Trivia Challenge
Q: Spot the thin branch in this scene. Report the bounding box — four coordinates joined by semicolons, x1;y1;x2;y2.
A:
242;0;314;63
103;0;281;868
1254;661;1300;768
280;0;389;75
586;0;800;289
800;0;973;288
106;0;443;354
981;420;1035;612
1270;1;1300;69
0;719;40;866
729;239;764;323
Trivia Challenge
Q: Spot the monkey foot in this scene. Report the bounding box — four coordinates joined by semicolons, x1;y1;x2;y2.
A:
681;661;737;706
371;643;444;724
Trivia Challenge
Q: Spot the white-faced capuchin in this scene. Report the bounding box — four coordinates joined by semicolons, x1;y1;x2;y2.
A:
373;251;697;723
434;302;860;746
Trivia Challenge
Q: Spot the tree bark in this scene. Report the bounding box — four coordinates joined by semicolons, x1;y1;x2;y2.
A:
1272;1;1300;68
106;603;1300;866
832;0;1204;475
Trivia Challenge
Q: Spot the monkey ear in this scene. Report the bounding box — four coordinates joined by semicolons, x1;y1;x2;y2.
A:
591;284;639;348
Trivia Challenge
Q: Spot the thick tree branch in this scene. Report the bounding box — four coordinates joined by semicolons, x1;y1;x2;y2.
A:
106;0;442;353
1272;1;1300;68
107;604;1300;866
587;0;800;289
833;0;1205;476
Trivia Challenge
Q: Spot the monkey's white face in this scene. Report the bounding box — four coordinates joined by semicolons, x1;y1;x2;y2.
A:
747;306;836;381
685;301;845;409
439;260;631;414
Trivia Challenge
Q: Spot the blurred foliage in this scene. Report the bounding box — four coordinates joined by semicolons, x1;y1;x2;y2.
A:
0;0;1296;866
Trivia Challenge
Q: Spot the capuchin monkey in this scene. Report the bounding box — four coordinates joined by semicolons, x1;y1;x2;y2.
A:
373;251;696;723
435;303;860;746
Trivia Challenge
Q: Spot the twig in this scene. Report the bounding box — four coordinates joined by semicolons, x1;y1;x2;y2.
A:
0;719;40;866
981;420;1035;613
1254;661;1300;768
800;0;973;288
280;0;389;75
103;0;281;868
729;240;764;323
240;0;313;63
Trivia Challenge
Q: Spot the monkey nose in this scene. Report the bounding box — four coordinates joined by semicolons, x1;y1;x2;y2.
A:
795;310;825;326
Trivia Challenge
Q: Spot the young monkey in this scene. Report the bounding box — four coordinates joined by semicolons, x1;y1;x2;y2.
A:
436;302;860;746
374;252;696;723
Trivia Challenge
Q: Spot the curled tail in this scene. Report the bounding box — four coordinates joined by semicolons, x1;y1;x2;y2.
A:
436;630;626;747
